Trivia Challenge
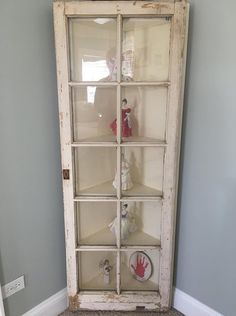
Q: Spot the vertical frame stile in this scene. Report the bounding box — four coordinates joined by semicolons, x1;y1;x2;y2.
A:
159;2;189;308
117;14;122;85
116;14;122;146
164;15;173;146
116;195;121;248
53;0;78;302
116;211;121;295
116;14;122;201
117;250;121;295
116;13;122;296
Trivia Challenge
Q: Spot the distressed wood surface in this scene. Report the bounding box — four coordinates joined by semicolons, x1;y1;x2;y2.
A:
65;1;175;16
159;1;189;308
69;292;161;311
53;1;78;297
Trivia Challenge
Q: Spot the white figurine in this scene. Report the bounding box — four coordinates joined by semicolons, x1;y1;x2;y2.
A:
99;259;113;285
113;153;133;191
109;203;137;241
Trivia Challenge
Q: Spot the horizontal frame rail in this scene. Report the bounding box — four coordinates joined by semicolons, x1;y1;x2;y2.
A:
74;196;163;202
75;245;161;251
65;1;175;16
69;81;170;87
71;142;167;147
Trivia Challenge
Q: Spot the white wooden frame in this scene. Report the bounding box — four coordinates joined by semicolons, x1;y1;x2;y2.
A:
53;0;189;311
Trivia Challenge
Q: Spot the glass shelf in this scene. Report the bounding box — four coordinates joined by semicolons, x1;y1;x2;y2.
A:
122;183;162;197
77;182;162;197
72;138;167;147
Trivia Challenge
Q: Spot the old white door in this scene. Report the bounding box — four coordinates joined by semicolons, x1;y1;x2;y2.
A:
54;0;189;311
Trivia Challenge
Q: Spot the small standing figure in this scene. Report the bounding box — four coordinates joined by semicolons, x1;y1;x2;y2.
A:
109;203;137;241
113;153;133;191
110;98;132;137
99;259;113;285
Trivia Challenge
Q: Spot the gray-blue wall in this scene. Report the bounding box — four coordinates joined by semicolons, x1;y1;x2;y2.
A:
0;1;236;316
0;1;66;316
175;1;236;316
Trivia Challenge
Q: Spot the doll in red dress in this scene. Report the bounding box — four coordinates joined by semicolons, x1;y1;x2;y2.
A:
110;98;132;137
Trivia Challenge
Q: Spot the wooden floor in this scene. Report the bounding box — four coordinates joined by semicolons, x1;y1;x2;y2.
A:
59;309;184;316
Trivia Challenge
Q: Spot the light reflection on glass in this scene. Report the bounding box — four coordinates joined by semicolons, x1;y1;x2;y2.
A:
82;59;109;82
69;18;117;82
87;86;96;104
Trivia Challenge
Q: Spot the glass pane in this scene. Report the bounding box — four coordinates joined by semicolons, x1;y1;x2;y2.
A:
121;250;159;291
75;147;117;196
69;18;117;82
120;147;164;196
120;201;161;246
121;86;167;142
122;18;171;81
78;251;117;291
77;201;117;246
72;86;117;142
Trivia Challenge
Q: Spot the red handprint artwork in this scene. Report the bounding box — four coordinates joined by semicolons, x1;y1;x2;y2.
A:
131;254;149;278
129;252;152;282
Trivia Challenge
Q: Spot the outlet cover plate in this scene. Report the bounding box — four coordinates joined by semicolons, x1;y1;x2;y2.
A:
2;275;25;299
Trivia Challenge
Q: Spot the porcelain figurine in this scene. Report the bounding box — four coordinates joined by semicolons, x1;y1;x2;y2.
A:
113;153;133;191
110;98;132;137
109;203;137;242
99;259;113;284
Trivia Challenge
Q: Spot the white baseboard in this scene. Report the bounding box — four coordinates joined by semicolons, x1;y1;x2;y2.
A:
22;287;223;316
173;288;223;316
0;284;5;316
22;288;67;316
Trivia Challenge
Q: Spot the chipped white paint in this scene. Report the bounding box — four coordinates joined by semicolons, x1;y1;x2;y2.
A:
69;81;170;86
53;0;189;311
53;1;77;297
159;1;189;308
72;292;162;311
64;1;175;16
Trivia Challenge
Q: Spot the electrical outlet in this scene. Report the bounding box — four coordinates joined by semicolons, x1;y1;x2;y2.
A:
2;275;25;299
